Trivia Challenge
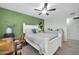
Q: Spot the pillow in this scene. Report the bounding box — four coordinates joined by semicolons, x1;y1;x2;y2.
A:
25;28;33;34
32;28;36;33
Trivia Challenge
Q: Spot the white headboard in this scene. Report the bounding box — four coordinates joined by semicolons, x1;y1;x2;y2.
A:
23;23;39;33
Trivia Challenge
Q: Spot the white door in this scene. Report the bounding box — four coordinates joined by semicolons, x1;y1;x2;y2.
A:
67;18;79;40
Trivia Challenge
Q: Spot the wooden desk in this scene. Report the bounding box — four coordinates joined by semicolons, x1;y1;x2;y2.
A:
0;39;15;55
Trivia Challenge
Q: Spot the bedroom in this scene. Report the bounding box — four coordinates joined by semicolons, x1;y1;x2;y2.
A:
0;3;79;55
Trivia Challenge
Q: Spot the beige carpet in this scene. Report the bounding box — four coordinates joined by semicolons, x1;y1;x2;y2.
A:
22;39;79;55
55;39;79;55
22;45;39;55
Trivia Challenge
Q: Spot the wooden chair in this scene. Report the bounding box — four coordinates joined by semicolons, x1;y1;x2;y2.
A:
14;33;25;55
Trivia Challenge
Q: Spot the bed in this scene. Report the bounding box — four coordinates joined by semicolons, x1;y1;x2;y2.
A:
23;23;62;55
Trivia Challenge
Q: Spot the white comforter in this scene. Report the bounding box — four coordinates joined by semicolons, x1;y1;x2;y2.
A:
26;32;57;43
25;32;58;53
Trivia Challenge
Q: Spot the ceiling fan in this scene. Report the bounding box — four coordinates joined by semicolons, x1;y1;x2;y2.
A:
34;3;56;15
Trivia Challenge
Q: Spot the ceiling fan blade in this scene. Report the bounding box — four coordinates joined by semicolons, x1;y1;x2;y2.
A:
47;8;56;11
44;3;48;8
46;13;49;15
38;13;42;15
34;9;41;11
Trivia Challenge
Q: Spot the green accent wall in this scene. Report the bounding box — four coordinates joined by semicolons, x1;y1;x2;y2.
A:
0;7;44;38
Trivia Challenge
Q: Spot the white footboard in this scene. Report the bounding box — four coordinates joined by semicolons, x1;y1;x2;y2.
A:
44;33;62;55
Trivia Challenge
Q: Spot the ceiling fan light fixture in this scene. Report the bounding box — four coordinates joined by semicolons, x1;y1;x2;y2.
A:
42;9;47;14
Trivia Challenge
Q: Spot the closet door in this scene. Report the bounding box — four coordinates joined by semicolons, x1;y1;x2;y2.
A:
67;18;79;40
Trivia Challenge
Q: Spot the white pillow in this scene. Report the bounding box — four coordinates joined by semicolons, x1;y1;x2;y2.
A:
25;28;33;34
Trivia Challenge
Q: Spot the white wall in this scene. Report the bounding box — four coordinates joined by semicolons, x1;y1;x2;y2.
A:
67;18;79;40
44;16;67;41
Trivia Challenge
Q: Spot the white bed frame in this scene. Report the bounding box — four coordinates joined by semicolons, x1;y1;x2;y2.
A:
23;23;62;55
25;33;62;55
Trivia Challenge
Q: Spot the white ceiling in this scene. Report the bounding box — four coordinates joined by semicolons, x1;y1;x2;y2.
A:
0;3;79;20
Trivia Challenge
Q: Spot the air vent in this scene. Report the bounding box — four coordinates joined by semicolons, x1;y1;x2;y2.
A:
73;17;79;19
